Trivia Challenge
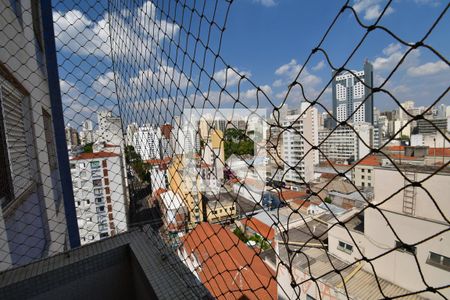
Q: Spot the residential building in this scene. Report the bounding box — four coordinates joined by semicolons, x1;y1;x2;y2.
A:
70;151;128;245
125;122;138;146
65;124;79;148
332;60;374;125
178;222;277;300
158;190;187;233
133;124;162;161
318;122;373;163
327;165;450;299
79;119;94;145
417;118;447;134
352;155;382;188
0;0;69;271
97;110;123;146
282;103;318;184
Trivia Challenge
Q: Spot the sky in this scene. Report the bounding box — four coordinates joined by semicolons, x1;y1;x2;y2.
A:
52;0;450;127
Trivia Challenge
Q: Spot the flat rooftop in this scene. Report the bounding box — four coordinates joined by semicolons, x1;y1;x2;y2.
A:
278;246;425;300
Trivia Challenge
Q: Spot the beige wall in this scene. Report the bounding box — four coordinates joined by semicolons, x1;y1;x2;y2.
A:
352;165;375;188
373;168;450;222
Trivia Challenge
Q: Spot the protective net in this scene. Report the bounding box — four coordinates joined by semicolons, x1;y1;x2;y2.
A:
0;0;449;299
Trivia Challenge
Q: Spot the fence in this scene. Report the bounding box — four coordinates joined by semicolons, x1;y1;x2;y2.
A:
0;0;449;299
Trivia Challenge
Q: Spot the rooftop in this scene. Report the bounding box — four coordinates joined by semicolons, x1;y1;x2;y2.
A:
181;223;277;300
279;246;424;300
70;151;120;160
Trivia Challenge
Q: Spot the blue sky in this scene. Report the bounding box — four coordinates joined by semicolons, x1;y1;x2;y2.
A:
52;0;449;127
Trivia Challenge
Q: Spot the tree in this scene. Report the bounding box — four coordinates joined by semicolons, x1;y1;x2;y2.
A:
224;128;254;160
83;143;94;153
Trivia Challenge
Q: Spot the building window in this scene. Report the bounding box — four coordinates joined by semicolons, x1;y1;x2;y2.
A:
105;187;110;194
79;162;86;168
99;232;109;238
103;169;108;177
0;72;33;207
361;169;365;173
106;196;111;203
102;160;107;168
90;161;100;169
92;179;102;187
104;178;109;185
368;169;371;173
338;241;353;254
361;175;365;179
96;205;105;213
70;163;76;169
95;197;103;204
395;241;416;255
94;188;103;196
427;252;450;271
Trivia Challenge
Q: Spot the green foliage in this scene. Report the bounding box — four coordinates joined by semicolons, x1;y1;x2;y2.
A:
83;143;94;153
125;145;149;182
324;196;332;204
224;128;254;160
233;227;271;251
233;227;248;243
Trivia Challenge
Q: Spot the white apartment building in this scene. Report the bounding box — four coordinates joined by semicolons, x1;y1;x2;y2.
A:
282;103;318;184
97;111;123;146
318;122;373;163
125;122;138;147
79;119;94;145
133;124;162;161
332;61;374;124
0;0;68;270
328;165;450;299
70;151;128;245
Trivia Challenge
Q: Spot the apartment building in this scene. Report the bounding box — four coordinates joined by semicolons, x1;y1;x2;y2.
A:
318;122;373;163
70;151;128;245
0;0;69;270
352;155;382;188
133;124;162;161
328;165;450;299
282;103;318;184
332;61;374;124
97;110;123;146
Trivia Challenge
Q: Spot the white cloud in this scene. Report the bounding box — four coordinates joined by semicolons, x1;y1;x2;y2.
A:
252;0;277;7
407;61;449;77
130;65;190;92
53;10;110;56
372;43;404;71
275;59;301;78
53;1;179;59
414;0;441;6
312;60;325;71
213;68;251;87
274;59;323;100
353;0;394;21
93;71;117;99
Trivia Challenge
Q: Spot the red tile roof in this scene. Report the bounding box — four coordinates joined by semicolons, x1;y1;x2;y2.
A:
242;217;275;241
276;189;308;201
389;154;422;161
357;155;381;166
385;145;405;152
71;151;119;160
291;199;312;210
181;223;277;300
427;148;450;157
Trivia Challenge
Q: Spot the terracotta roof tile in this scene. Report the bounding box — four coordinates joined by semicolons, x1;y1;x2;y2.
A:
181;223;277;300
242;217;275;241
70;151;119;160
